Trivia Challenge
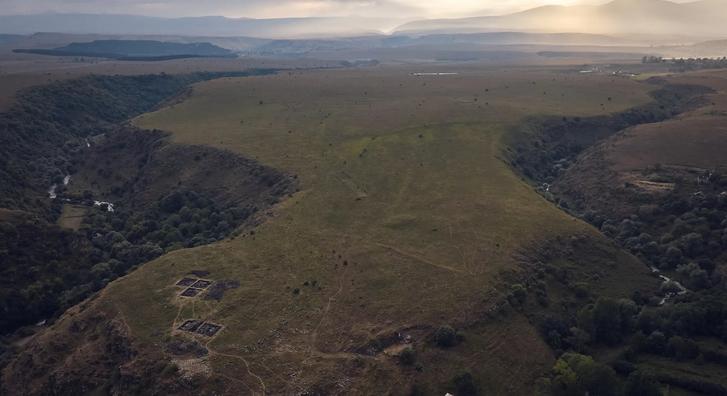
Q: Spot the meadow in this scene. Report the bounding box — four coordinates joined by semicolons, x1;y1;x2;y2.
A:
0;64;643;394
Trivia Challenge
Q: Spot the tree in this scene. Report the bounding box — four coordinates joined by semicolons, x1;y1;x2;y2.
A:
582;298;636;346
452;372;478;396
646;331;667;354
434;325;457;348
666;336;699;360
399;347;416;366
677;262;709;290
510;284;527;304
551;353;620;396
623;370;662;396
565;327;592;353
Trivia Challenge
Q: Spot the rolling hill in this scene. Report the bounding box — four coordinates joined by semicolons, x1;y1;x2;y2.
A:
0;66;662;395
14;40;235;60
396;0;727;39
0;13;402;39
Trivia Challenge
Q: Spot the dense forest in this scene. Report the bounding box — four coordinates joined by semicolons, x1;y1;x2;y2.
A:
509;80;727;395
0;70;294;340
642;56;727;72
0;71;277;215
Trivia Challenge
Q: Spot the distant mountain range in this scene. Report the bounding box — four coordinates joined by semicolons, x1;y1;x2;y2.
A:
247;32;633;56
0;13;401;39
13;40;235;61
0;0;724;41
0;34;24;44
396;0;727;38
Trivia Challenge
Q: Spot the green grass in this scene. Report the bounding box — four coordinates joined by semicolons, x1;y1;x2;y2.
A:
636;354;727;395
57;204;87;230
111;67;656;393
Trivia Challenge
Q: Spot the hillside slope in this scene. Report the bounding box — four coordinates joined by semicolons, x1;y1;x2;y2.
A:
1;67;662;394
14;40;236;60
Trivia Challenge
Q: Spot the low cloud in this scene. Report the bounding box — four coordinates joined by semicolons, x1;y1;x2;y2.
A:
0;0;422;18
0;0;704;19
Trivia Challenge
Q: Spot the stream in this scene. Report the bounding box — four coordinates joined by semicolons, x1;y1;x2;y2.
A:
651;266;689;305
48;175;71;199
48;174;115;212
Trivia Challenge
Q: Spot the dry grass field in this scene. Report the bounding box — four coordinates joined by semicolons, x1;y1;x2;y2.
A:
608;70;727;172
66;65;655;393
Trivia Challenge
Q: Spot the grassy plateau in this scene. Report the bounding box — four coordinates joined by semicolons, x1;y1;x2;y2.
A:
82;65;657;394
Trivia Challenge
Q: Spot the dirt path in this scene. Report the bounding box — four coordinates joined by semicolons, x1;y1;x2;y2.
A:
374;241;466;274
309;262;349;353
207;346;268;395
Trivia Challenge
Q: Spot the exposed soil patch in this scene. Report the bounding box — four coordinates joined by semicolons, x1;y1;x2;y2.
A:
179;320;203;332
0;303;198;396
176;278;197;287
196;323;223;337
203;280;241;301
165;339;209;358
178;320;223;337
180;288;203;298
191;280;213;289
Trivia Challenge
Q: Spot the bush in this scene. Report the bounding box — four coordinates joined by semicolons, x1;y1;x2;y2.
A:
551;353;620;396
666;336;699;360
398;346;416;366
624;370;662;396
646;331;667;354
452;372;478;396
510;284;528;305
434;325;457;348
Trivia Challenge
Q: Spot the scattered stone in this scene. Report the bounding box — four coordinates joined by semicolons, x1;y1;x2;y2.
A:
165;340;209;358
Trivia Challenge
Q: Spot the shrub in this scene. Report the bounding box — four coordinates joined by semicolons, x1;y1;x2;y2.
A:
398;347;416;366
551;353;619;396
452;372;478;396
434;325;457;348
666;336;699;360
510;284;527;304
624;370;662;396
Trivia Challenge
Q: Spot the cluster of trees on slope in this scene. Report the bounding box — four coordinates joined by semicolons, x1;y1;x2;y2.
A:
0;70;273;216
540;175;727;395
670;58;727;72
539;289;727;395
0;70;285;339
593;176;727;290
509;82;711;186
0;189;262;335
642;56;727;71
0;216;93;334
508;82;727;394
83;190;255;283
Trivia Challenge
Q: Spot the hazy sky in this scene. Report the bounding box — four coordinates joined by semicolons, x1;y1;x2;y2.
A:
0;0;698;18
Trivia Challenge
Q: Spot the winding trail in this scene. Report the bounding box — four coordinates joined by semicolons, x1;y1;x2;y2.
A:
373;241;465;274
207;346;268;395
309;262;349;353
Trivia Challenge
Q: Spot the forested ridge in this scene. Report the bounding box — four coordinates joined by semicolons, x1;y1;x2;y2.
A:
0;70;294;343
508;79;727;395
0;71;272;215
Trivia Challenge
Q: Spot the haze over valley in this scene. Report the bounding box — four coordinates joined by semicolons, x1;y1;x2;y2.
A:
2;1;727;395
